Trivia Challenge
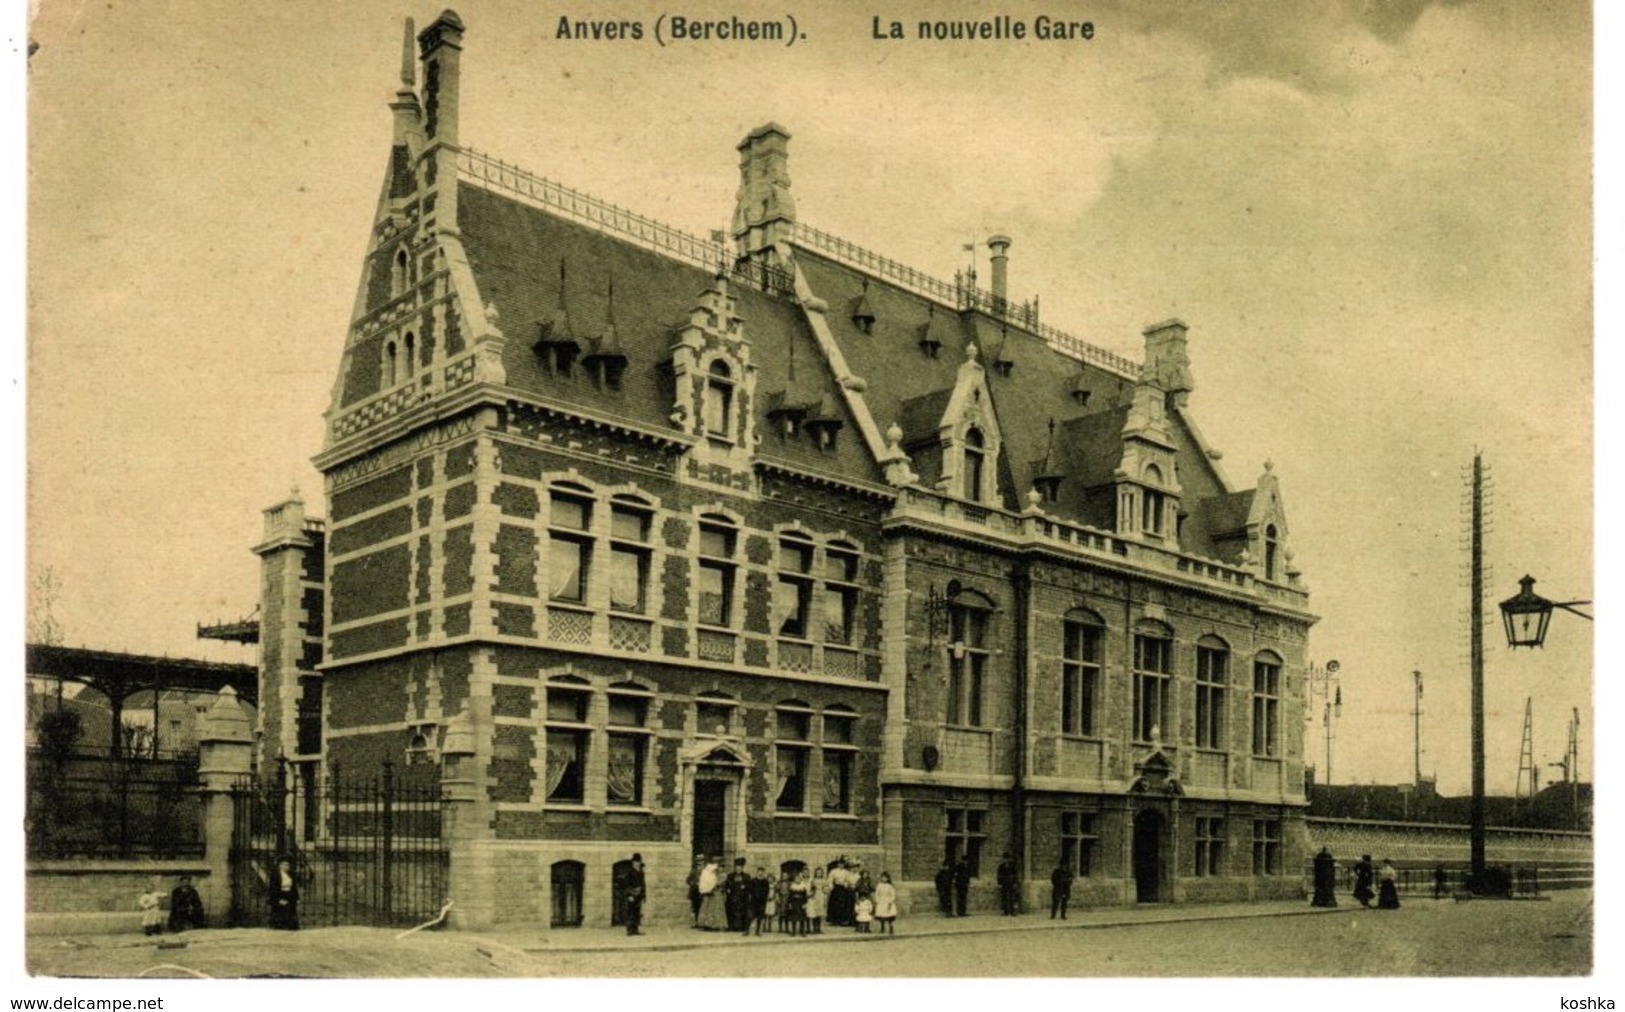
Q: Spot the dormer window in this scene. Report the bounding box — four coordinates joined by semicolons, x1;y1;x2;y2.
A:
703;361;734;438
1264;524;1279;581
962;427;987;501
1141;464;1166;537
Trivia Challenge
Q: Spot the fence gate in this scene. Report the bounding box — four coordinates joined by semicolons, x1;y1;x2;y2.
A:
229;762;448;928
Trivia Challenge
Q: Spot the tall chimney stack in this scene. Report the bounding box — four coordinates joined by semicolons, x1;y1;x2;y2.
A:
986;234;1011;308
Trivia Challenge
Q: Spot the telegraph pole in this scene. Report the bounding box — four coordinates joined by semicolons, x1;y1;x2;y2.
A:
1468;453;1487;880
1412;669;1423;786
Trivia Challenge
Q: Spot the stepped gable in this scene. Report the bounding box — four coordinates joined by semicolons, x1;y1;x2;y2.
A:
454;182;881;484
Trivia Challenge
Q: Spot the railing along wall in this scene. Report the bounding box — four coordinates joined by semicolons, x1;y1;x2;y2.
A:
791;223;1141;379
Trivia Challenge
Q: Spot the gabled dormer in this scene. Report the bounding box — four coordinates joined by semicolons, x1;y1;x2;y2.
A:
1246;461;1297;585
668;273;758;480
933;344;1003;504
1112;321;1191;542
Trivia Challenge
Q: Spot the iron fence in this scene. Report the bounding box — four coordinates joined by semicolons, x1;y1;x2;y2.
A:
24;750;202;859
230;761;448;929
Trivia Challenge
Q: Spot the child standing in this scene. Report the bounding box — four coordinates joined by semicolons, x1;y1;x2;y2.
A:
854;891;874;933
138;877;164;936
873;872;898;935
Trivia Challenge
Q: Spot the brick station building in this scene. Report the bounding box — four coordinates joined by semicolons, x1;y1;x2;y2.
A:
254;10;1318;928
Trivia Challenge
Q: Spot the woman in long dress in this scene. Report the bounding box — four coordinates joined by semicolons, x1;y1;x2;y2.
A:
696;857;729;930
826;860;855;927
1377;859;1401;909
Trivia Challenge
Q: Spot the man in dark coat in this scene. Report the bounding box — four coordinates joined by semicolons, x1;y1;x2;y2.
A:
620;853;647;935
1049;860;1074;920
1353;854;1376;908
996;852;1019;915
167;874;206;933
952;853;972;917
725;857;752;933
934;860;954;917
748;866;772;935
686;854;705;925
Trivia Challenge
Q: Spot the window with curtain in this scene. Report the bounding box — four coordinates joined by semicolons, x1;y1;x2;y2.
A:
823;543;860;645
548;487;594;604
607;688;649;806
609;498;652;614
775;533;814;638
697;517;737;627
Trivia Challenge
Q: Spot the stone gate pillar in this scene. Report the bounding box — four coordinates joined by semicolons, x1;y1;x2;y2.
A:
441;707;496;929
197;686;254;922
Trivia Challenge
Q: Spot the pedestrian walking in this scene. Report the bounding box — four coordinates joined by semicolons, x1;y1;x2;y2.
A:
873;872;897;935
167;874;206;933
138;877;164;936
934;860;954;917
620;853;647;935
268;857;299;931
952;854;972;916
1352;854;1375;908
1377;859;1401;909
1049;860;1074;919
997;852;1019;915
1433;865;1448;900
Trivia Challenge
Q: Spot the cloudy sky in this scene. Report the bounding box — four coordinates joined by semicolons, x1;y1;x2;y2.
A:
24;0;1594;797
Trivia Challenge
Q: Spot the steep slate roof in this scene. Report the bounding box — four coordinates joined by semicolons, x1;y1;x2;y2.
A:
456;184;881;484
451;170;1255;549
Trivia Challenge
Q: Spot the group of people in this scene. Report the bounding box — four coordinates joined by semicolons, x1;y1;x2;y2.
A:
136;874;208;936
686;855;898;936
1352;854;1402;910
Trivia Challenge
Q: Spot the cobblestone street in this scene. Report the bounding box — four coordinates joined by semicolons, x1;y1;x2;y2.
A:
23;891;1591;979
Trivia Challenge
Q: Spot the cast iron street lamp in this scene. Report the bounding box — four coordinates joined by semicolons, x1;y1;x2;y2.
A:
1498;575;1592;648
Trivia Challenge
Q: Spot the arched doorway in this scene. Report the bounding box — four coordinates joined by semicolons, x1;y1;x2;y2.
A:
550;860;585;927
1132;809;1163;903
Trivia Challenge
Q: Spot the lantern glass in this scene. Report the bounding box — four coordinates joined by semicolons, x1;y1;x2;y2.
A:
1499;575;1555;648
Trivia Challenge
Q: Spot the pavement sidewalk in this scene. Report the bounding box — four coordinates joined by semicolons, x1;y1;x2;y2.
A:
491;898;1351;954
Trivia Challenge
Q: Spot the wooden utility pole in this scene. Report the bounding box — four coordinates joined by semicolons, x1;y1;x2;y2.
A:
1469;453;1487;879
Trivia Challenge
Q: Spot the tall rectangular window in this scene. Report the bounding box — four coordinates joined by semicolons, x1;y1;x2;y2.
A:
775;704;812;813
1252;819;1281;875
608;502;651;614
607;691;649;807
944;808;986;876
947;606;989;727
822;710;857;814
775;535;814;638
1195;643;1228;749
1252;659;1281;757
544;683;591;804
697;520;737;627
548;491;593;604
1061;618;1102;736
1194;816;1224;876
823;546;860;645
1133;633;1172;743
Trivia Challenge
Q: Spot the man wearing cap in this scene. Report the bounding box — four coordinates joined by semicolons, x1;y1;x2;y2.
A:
725;857;752;933
621;853;647;936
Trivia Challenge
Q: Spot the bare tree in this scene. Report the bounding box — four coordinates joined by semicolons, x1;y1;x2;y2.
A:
29;566;65;646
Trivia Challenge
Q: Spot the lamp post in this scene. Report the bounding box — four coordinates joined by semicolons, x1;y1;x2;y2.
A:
1499;575;1592;648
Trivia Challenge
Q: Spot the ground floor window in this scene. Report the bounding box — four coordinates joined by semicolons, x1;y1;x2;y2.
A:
550;860;584;927
1252;819;1282;875
945;808;986;876
1193;816;1224;876
1060;811;1098;877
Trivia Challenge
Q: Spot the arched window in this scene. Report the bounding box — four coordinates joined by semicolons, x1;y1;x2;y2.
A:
702;360;734;437
1195;635;1229;749
1252;651;1283;757
1132;620;1174;744
962;427;986;502
696;690;737;737
550;860;585;927
1061;609;1104;737
947;590;993;727
391;248;408;297
1142;464;1166;536
403;332;416;378
383;341;398;388
1264;524;1279;582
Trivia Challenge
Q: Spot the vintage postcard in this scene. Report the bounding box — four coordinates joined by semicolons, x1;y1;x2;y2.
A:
17;0;1602;1003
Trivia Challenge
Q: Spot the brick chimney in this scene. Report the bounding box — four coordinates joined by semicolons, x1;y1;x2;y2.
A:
986;234;1011;308
1142;319;1194;407
732;123;797;260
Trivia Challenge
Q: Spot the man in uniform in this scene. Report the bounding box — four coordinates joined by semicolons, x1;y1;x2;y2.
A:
997;852;1020;916
725;857;752;933
1050;859;1074;919
952;853;973;917
620;853;647;935
934;860;954;916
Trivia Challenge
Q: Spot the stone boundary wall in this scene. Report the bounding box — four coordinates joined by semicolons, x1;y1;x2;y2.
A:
1304;818;1592;890
26;860;212;936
